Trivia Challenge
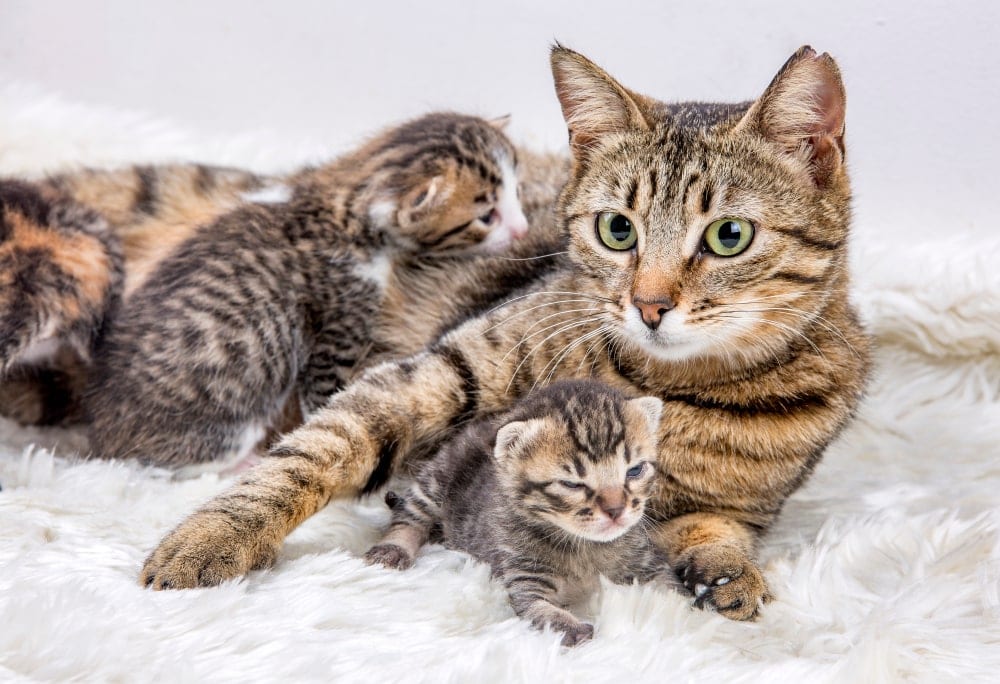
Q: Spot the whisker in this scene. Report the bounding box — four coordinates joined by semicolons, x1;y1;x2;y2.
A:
489;251;570;261
500;313;605;364
505;317;605;394
483;299;604;333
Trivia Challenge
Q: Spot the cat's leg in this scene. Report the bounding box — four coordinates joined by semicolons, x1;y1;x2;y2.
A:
0;181;121;375
363;488;439;570
502;564;593;647
650;513;771;621
87;221;302;468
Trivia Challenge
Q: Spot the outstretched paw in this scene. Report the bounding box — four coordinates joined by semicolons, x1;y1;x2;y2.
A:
675;543;771;621
140;510;280;590
364;543;414;570
556;620;594;647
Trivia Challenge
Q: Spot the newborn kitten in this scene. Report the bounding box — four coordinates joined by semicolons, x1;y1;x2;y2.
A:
365;380;668;646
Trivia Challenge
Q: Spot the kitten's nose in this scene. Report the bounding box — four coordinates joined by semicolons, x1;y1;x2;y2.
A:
633;295;675;331
596;492;625;521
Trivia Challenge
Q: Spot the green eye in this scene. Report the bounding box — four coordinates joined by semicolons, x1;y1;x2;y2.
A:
596;212;637;251
703;218;754;256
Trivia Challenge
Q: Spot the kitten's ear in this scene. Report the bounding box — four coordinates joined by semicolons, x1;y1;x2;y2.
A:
407;175;450;211
488;114;512;131
738;46;847;187
550;45;656;158
494;419;546;463
627;396;664;435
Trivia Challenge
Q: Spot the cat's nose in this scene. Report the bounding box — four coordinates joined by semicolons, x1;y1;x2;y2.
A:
633;295;675;331
596;493;625;521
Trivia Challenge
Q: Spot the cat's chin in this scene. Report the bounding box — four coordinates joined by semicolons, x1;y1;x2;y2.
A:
620;314;718;364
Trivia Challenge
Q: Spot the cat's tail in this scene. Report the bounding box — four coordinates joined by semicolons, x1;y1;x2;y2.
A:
0;180;122;374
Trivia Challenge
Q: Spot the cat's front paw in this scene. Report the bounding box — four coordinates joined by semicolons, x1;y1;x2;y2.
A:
555;619;594;647
363;543;414;570
675;543;770;621
140;510;280;590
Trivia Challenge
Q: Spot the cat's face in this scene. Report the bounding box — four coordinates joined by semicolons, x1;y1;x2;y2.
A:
552;47;851;369
494;393;663;543
374;113;528;255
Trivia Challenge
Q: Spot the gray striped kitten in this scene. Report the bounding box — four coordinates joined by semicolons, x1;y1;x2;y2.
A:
84;112;527;466
365;380;668;646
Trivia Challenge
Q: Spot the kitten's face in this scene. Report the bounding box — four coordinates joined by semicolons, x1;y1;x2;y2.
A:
376;114;528;255
552;47;850;368
495;394;663;543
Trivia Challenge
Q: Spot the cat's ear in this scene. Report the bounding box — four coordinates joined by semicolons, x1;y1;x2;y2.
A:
550;45;656;158
738;46;847;187
494;419;546;463
627;396;664;435
407;175;451;212
488;114;512;131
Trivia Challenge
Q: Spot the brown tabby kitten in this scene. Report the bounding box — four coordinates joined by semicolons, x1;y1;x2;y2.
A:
0;113;529;467
365;380;667;646
141;46;871;623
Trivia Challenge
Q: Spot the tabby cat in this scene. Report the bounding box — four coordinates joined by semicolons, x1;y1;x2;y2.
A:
142;45;871;621
365;380;669;646
0;113;529;466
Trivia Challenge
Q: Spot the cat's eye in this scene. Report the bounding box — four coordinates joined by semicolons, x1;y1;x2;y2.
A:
479;209;496;225
703;218;754;256
559;480;584;489
596;212;637;251
625;463;645;479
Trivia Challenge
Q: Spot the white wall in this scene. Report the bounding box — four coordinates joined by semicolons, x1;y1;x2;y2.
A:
1;0;997;239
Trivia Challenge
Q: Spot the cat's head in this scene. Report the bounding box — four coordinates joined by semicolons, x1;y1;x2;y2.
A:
551;46;851;369
367;112;528;255
493;381;663;543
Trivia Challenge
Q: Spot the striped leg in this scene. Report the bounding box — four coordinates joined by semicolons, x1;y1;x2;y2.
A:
502;560;594;647
364;486;440;570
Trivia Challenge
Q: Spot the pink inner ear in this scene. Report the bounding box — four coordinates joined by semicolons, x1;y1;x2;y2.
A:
812;69;846;138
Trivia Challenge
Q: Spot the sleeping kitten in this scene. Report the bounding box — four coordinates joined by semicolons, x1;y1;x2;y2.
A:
365;380;668;646
0;112;528;467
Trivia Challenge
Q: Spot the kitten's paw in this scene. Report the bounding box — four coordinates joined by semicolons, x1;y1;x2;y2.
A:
140;511;280;590
556;620;594;647
363;543;414;570
675;543;771;621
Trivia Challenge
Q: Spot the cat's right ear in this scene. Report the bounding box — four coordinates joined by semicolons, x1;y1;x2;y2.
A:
494;419;546;463
550;45;656;159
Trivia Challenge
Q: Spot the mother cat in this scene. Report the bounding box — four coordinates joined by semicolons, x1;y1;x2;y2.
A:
142;45;870;620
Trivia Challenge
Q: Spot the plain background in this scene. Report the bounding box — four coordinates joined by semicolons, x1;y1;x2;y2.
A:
1;1;997;241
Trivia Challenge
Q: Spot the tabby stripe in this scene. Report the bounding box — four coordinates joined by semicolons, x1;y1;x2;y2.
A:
625;177;639;211
133;166;158;215
648;169;659;204
505;575;558;593
771;226;843;251
431;343;479;428
767;270;824;285
663;391;830;416
681;172;700;210
362;440;399;494
423;220;473;249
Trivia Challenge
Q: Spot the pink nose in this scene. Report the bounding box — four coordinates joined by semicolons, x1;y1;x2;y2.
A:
509;215;529;239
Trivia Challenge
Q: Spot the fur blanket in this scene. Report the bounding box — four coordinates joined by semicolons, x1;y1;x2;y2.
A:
1;82;998;683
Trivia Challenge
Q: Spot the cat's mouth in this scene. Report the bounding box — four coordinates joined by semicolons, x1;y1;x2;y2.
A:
620;305;719;362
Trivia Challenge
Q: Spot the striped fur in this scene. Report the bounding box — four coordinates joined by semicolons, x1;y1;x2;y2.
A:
365;381;667;646
0;113;530;464
141;47;871;623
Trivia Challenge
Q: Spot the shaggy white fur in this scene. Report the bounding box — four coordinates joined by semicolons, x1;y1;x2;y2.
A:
1;83;998;683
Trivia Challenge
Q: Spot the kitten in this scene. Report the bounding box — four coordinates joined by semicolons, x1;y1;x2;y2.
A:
141;46;871;627
365;380;667;646
0;113;528;467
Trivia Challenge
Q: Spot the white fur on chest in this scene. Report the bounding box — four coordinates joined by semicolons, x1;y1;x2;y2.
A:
352;251;393;291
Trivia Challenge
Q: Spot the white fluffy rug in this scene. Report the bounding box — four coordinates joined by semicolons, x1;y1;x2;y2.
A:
1;83;998;683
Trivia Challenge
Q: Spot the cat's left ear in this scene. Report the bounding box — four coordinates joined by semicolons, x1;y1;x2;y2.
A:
405;175;451;213
627;396;664;435
737;46;847;187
